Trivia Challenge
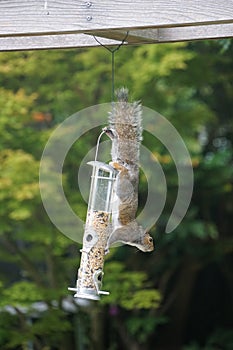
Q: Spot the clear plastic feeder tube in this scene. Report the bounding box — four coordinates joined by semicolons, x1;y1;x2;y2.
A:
69;161;117;300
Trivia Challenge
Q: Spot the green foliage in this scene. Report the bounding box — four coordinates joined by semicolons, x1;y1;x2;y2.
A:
183;328;233;350
0;281;42;307
122;289;161;310
0;39;232;349
121;43;195;92
0;312;17;348
126;314;168;344
0;50;85;119
29;309;72;346
101;261;161;310
0;149;39;224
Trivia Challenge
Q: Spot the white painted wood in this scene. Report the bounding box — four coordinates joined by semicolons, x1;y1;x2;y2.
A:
0;0;232;37
94;23;233;44
91;29;159;44
157;23;233;42
0;34;122;51
0;23;232;51
0;1;232;50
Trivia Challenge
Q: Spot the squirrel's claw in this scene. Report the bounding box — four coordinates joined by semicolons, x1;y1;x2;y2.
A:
104;247;110;255
103;127;118;140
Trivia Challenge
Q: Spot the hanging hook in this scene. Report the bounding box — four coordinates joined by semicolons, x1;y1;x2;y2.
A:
93;31;129;53
93;32;129;101
94;129;106;161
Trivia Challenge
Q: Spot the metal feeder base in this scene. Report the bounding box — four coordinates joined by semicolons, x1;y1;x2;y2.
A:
68;287;100;301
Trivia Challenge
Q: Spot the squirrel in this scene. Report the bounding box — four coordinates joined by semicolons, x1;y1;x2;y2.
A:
104;88;154;253
105;220;154;253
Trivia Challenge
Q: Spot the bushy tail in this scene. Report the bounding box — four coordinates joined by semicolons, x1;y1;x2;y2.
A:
108;87;142;164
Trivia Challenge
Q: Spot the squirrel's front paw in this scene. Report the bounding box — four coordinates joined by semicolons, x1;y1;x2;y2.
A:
110;159;127;172
103;127;118;140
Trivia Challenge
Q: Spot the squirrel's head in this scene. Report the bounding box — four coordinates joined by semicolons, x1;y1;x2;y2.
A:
141;232;154;252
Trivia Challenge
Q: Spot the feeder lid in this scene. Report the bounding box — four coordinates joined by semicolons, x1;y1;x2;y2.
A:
87;161;117;174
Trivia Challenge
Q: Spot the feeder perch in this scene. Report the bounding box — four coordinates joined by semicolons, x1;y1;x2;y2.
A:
69;160;117;300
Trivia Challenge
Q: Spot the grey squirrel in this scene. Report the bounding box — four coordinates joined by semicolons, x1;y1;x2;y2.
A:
104;88;154;253
106;219;154;253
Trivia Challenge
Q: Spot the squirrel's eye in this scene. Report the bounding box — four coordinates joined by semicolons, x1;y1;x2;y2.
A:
148;237;153;242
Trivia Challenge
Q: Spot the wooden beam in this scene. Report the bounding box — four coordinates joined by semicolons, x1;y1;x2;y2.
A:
91;23;233;44
0;33;122;51
0;0;233;37
91;29;159;44
157;23;233;42
0;1;232;51
0;23;232;52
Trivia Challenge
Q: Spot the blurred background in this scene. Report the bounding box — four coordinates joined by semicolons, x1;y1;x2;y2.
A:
0;39;232;350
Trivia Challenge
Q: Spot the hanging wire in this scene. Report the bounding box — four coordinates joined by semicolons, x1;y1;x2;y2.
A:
93;32;129;101
94;129;106;161
93;33;129;159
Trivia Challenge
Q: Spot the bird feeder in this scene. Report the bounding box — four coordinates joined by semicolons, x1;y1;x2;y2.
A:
69;160;117;300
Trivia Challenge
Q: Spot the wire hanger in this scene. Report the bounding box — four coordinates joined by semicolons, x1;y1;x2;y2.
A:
93;32;129;101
